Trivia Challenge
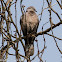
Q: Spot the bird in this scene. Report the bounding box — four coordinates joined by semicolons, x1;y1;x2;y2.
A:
20;6;39;57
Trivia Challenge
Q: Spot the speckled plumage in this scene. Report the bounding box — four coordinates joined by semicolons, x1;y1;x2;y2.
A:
20;6;39;57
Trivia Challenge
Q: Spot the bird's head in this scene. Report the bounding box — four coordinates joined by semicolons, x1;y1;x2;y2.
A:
26;6;37;13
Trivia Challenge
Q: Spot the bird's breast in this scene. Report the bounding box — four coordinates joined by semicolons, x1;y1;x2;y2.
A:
26;14;38;23
21;13;39;32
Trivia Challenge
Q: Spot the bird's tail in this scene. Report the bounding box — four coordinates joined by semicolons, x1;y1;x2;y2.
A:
25;43;34;57
24;36;35;57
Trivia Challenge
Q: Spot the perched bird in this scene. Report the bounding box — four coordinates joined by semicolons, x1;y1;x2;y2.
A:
20;6;39;57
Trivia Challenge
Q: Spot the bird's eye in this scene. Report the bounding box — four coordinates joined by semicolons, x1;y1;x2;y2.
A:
30;11;34;13
26;11;28;12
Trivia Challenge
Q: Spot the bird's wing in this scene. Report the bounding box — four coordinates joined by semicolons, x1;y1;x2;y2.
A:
20;15;27;36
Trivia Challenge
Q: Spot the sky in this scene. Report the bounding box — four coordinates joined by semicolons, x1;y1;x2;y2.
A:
0;0;62;62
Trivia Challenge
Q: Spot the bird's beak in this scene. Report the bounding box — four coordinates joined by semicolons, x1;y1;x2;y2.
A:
35;10;37;12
